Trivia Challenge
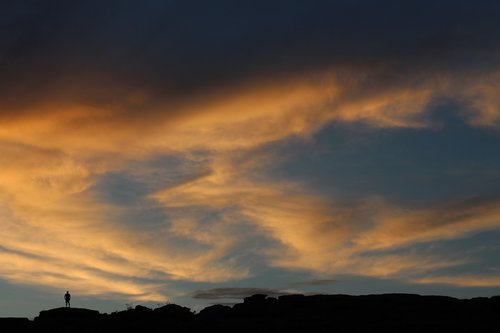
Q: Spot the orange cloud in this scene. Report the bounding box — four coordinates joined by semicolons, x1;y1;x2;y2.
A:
415;275;500;287
461;71;500;127
0;67;498;302
0;145;249;301
151;150;500;280
0;70;441;157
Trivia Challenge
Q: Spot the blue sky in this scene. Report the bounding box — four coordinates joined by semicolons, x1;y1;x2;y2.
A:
0;0;499;317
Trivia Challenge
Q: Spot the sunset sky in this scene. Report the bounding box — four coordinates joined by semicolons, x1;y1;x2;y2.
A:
1;0;500;317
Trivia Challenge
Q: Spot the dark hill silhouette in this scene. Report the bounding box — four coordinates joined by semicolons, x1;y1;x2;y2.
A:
0;317;32;331
2;293;500;332
36;307;100;321
34;307;102;332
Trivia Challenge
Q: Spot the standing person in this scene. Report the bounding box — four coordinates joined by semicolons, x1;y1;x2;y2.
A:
64;291;71;308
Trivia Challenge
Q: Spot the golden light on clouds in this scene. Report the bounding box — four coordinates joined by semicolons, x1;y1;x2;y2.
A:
0;72;439;154
415;275;500;288
0;66;499;304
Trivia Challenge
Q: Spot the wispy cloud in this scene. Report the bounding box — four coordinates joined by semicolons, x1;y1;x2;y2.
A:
0;1;499;305
289;279;337;288
415;275;500;287
192;287;287;300
1;69;499;299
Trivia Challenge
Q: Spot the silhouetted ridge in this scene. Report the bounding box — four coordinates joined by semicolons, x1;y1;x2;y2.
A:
3;293;500;332
0;318;32;331
153;303;193;320
197;304;232;319
34;307;102;332
36;307;100;321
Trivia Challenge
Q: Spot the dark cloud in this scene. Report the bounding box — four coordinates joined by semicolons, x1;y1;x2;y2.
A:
192;287;288;300
289;279;337;287
1;1;499;113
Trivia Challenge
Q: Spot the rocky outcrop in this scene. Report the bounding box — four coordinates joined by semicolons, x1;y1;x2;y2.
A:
2;294;500;332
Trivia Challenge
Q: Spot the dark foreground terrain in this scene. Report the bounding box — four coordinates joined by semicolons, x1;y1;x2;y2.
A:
1;293;500;332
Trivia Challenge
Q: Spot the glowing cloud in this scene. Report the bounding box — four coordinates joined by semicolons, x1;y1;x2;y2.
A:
1;67;499;300
0;51;499;302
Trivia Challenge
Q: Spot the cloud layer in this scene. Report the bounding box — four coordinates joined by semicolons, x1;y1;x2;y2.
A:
0;1;499;307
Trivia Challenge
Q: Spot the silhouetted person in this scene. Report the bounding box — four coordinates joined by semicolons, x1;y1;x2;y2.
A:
64;291;71;308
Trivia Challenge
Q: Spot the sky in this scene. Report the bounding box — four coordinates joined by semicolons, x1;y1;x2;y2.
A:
1;0;500;318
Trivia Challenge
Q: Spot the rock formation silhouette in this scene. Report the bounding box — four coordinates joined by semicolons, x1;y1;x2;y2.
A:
2;293;499;332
